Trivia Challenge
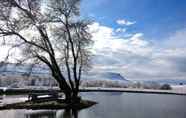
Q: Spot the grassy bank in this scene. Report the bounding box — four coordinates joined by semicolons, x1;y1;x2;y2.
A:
0;99;97;110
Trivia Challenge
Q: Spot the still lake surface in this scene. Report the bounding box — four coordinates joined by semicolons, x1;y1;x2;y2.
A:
0;92;186;118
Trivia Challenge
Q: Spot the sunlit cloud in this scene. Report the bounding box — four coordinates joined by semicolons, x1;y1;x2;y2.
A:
116;19;136;26
116;28;127;33
88;22;186;80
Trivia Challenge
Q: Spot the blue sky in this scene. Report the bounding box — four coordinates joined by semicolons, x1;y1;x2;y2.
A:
81;0;186;39
1;0;185;81
80;0;186;80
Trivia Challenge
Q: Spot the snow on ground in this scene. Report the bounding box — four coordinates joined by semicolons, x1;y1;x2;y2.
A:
0;95;28;105
171;85;186;94
83;87;186;95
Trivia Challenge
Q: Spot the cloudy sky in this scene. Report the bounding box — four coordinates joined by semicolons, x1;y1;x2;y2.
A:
81;0;186;80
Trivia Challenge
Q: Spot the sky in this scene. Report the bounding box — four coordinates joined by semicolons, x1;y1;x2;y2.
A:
80;0;186;80
0;0;186;81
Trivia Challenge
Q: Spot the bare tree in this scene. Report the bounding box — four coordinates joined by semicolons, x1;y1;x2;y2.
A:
0;0;92;103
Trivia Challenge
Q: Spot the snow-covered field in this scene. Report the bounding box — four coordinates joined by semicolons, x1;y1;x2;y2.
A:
82;86;186;95
171;85;186;94
0;95;28;105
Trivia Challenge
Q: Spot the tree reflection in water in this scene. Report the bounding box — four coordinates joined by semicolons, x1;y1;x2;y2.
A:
60;110;78;118
25;109;79;118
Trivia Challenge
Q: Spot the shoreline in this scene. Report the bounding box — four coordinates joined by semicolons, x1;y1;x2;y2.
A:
0;86;186;96
81;87;186;96
0;99;97;110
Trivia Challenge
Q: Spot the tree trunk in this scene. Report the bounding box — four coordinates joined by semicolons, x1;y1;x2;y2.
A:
57;80;72;103
63;90;80;103
64;92;72;103
64;90;80;103
53;73;80;103
72;90;81;103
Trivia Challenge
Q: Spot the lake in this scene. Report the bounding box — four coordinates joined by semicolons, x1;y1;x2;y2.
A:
0;92;186;118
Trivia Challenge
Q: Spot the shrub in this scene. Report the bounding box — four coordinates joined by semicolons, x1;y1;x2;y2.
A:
160;84;172;90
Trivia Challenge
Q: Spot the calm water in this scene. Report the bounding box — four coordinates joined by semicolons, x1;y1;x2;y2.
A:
0;92;186;118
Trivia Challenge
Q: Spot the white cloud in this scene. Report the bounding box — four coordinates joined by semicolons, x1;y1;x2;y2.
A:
89;22;186;80
163;28;186;48
1;21;186;81
89;22;151;56
115;28;126;33
116;19;136;26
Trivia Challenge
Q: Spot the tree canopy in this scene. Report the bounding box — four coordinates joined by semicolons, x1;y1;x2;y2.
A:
0;0;93;102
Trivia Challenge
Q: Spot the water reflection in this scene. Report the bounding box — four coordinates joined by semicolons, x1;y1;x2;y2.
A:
25;110;56;118
58;110;78;118
25;110;79;118
1;92;186;118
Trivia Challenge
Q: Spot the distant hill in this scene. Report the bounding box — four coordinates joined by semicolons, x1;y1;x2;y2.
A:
97;72;128;81
141;79;186;85
0;63;50;76
154;79;186;85
82;71;130;82
0;64;129;82
1;64;185;86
